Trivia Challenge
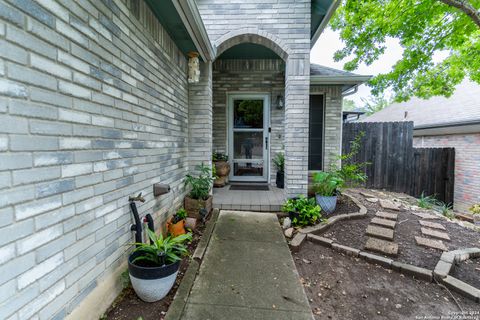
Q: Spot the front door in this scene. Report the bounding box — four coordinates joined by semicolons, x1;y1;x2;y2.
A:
228;94;269;182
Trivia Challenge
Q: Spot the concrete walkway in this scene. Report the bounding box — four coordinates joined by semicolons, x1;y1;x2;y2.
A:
181;210;313;319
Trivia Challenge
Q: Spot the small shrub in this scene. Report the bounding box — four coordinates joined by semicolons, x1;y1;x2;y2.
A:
417;192;437;209
212;152;228;161
469;204;480;215
334;132;369;187
437;202;453;217
282;196;322;227
185;163;215;200
311;171;344;196
172;208;187;224
273;152;285;172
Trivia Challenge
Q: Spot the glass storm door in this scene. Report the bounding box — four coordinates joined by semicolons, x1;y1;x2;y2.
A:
228;94;269;182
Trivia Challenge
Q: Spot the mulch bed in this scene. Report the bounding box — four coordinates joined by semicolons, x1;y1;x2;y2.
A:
451;258;480;289
294;242;479;320
321;190;480;270
102;217;209;320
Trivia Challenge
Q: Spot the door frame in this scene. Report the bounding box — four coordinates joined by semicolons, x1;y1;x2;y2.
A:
227;93;270;183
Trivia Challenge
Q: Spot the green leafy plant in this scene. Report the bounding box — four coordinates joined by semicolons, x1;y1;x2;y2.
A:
334;132;368;187
120;269;131;289
172;208;187;224
132;229;192;266
273;152;285;172
312;171;345;196
185;164;215;200
212;152;228;162
282;196;322;227
469;204;480;215
417;192;437;209
437;202;453;216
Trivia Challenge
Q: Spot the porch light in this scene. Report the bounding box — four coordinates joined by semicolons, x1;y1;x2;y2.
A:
276;95;284;109
187;52;200;84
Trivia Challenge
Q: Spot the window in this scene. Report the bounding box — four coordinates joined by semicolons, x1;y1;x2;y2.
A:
308;95;324;170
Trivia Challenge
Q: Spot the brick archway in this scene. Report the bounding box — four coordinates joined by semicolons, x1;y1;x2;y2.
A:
214;27;291;61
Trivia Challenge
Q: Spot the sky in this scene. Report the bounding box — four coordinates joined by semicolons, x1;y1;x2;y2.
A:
311;27;404;106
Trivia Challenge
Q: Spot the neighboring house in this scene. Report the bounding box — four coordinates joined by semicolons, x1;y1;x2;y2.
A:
362;81;480;213
0;0;370;319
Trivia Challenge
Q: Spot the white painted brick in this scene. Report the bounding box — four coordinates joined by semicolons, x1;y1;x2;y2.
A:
35;205;75;230
59;81;91;99
0;135;7;150
0;243;16;265
91;115;114;127
17;252;63;289
18;280;65;319
58;50;90;74
15;196;62;220
36;0;69;21
17;225;63;254
61;163;92;177
58;108;91;124
59;138;91;149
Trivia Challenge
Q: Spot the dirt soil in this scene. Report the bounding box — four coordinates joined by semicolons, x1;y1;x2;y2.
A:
294;242;480;320
451;258;480;289
102;217;209;320
321;189;480;270
326;194;359;218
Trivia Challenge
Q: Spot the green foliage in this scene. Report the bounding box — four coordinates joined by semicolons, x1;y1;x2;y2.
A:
172;208;187;223
331;0;480;101
132;229;192;266
273;152;285;172
311;171;344;196
185;164;214;200
360;96;392;116
469;204;480;215
334;132;368;187
282;196;322;227
417;192;437;209
437;202;453;218
212;152;228;162
342;98;357;111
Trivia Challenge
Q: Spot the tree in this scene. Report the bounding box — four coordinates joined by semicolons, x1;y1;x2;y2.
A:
342;98;357;111
360;96;392;116
331;0;480;101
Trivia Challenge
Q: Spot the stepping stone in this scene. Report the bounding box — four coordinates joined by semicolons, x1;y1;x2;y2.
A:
419;220;446;231
371;217;396;229
360;191;376;198
365;237;399;256
366;225;394;241
375;211;398;221
415;236;448;251
366;198;378;203
421;227;451;241
379;199;401;211
412;211;439;220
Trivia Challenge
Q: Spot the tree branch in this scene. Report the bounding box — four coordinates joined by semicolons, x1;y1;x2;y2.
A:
438;0;480;27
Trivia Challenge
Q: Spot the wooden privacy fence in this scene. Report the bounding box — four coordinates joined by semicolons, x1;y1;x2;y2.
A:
342;122;455;204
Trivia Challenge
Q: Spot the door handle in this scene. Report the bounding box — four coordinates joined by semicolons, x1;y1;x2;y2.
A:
265;137;268;150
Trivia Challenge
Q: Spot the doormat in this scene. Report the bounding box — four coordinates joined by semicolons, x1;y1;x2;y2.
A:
229;184;270;191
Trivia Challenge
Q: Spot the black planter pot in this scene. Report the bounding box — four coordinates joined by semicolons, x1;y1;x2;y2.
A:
276;171;284;189
128;251;180;302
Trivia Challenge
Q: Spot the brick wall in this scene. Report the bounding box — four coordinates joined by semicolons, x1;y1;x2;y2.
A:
414;133;480;213
197;0;311;196
0;0;190;318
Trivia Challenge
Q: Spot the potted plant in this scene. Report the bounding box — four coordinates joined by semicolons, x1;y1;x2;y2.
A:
128;229;192;302
311;171;344;215
213;152;230;187
273;152;285;189
281;196;322;227
184;163;215;218
167;208;187;237
469;204;480;225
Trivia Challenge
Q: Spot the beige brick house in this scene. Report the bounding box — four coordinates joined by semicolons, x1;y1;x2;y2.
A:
0;0;369;318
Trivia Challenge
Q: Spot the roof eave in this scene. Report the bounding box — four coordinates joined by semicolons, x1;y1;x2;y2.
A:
311;0;340;48
310;75;372;85
173;0;215;61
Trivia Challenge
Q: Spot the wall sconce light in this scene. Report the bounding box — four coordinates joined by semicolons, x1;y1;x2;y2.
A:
276;95;284;109
187;52;200;84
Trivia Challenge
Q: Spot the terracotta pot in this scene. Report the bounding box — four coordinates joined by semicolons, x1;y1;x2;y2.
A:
167;219;186;237
214;161;230;177
184;195;213;219
214;175;227;188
